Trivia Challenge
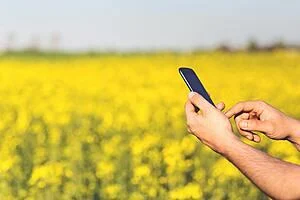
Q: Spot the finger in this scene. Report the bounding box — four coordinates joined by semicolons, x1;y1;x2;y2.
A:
239;119;273;134
234;114;262;142
216;102;225;111
235;113;254;140
253;134;261;142
249;112;259;120
188;92;212;113
225;101;261;118
185;100;197;119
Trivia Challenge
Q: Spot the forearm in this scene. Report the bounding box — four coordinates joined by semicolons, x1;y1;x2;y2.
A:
222;138;300;199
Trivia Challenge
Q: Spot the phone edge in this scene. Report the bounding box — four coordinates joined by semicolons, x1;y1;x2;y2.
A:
178;67;193;92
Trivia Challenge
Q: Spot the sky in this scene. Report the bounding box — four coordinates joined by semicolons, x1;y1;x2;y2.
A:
0;0;299;51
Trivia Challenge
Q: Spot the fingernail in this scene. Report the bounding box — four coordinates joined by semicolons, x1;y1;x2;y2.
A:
246;135;252;140
188;92;196;99
240;120;247;128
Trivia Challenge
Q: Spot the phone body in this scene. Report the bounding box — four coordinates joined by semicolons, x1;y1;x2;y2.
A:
179;67;215;109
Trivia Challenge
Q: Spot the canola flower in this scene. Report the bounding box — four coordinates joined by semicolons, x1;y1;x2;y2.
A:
0;51;299;199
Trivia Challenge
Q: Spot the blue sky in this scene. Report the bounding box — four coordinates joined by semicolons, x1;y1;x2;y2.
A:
0;0;299;51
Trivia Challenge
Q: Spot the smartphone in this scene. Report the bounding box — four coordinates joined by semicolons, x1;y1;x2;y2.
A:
179;67;215;110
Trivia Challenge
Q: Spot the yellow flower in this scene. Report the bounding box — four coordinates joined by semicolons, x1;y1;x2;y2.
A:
169;183;203;199
0;52;299;199
104;184;122;199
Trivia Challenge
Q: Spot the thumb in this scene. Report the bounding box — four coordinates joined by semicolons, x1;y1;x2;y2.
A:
188;92;211;113
239;119;272;133
216;102;225;111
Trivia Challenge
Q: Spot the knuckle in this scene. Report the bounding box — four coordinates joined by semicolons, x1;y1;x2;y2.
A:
191;94;197;100
239;130;247;137
186;118;198;131
184;101;188;109
258;100;266;107
187;128;192;133
237;101;246;105
191;95;199;104
186;122;191;128
184;100;190;107
186;124;193;132
267;123;275;133
236;101;245;109
186;119;193;127
236;102;242;107
234;114;241;120
249;120;256;128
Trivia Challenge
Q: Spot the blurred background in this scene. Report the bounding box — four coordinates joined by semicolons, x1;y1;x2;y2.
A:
0;0;300;199
1;0;300;52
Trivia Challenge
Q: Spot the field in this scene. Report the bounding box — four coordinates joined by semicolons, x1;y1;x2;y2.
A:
0;51;300;199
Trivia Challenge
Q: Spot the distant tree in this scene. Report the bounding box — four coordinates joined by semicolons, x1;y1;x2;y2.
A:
247;38;259;52
273;40;285;49
50;32;61;51
216;43;232;52
27;35;41;52
6;32;16;51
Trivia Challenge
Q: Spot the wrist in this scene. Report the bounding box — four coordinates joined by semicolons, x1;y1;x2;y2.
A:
218;133;242;157
286;117;300;149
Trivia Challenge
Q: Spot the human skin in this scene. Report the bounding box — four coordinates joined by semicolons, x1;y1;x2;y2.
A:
185;92;300;199
225;100;300;150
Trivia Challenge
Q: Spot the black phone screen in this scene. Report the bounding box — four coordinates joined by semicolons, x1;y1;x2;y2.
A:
179;67;215;106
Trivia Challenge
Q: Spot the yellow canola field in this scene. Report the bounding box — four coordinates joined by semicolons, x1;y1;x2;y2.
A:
0;51;300;199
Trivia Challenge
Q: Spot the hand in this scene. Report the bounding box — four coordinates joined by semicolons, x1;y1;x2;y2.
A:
185;92;238;154
225;100;300;149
